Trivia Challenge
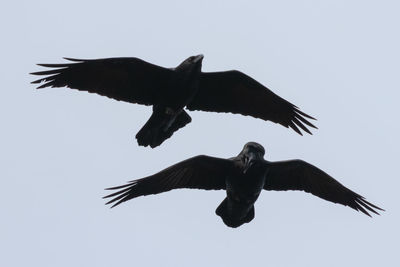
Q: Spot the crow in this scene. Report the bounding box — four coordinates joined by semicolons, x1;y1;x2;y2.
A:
104;142;383;228
31;55;317;148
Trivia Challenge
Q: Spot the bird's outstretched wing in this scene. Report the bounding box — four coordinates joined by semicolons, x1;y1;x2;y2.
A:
104;155;234;207
187;71;317;135
31;57;176;106
264;160;383;216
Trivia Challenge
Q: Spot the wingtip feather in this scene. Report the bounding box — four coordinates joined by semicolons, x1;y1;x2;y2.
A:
36;80;57;89
292;117;312;135
63;57;86;62
294;112;318;129
295;108;317;120
37;63;71;68
287;121;303;135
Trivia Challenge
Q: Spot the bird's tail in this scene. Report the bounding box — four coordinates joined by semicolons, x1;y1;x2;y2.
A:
215;198;255;228
136;108;192;148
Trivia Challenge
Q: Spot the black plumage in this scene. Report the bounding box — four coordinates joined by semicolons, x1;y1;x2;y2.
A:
31;55;317;148
104;142;383;228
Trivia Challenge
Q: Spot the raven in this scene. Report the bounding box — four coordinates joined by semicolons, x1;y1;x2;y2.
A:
31;55;317;148
104;142;383;228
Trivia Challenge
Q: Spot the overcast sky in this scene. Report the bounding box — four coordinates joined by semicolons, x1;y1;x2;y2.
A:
1;1;399;266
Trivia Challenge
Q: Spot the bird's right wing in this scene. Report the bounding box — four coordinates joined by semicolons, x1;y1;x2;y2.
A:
264;160;383;216
104;155;234;207
31;57;176;106
187;71;316;135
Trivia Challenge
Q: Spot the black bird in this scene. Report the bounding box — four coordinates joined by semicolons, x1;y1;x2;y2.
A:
31;55;317;148
104;142;383;228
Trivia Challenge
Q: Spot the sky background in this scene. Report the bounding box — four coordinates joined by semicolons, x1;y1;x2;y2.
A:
1;0;399;266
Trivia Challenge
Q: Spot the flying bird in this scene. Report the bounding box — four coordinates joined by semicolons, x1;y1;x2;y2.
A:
31;55;317;148
104;142;383;228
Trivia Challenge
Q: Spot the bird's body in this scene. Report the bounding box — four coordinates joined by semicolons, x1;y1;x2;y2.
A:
135;55;203;147
104;142;383;228
216;165;265;227
31;55;317;148
216;146;266;227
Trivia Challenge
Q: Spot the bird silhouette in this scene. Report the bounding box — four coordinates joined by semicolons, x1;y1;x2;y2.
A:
104;142;383;228
31;55;316;148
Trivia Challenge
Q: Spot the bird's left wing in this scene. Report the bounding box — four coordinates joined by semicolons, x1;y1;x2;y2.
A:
31;57;176;106
264;160;383;216
187;71;317;135
104;155;234;207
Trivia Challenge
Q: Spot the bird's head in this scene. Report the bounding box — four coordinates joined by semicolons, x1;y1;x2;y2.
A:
176;54;204;72
240;142;265;174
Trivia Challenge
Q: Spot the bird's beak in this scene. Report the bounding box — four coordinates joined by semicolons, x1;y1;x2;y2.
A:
243;153;257;174
193;54;204;63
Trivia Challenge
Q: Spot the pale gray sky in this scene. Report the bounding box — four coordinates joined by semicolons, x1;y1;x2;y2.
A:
1;0;399;266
